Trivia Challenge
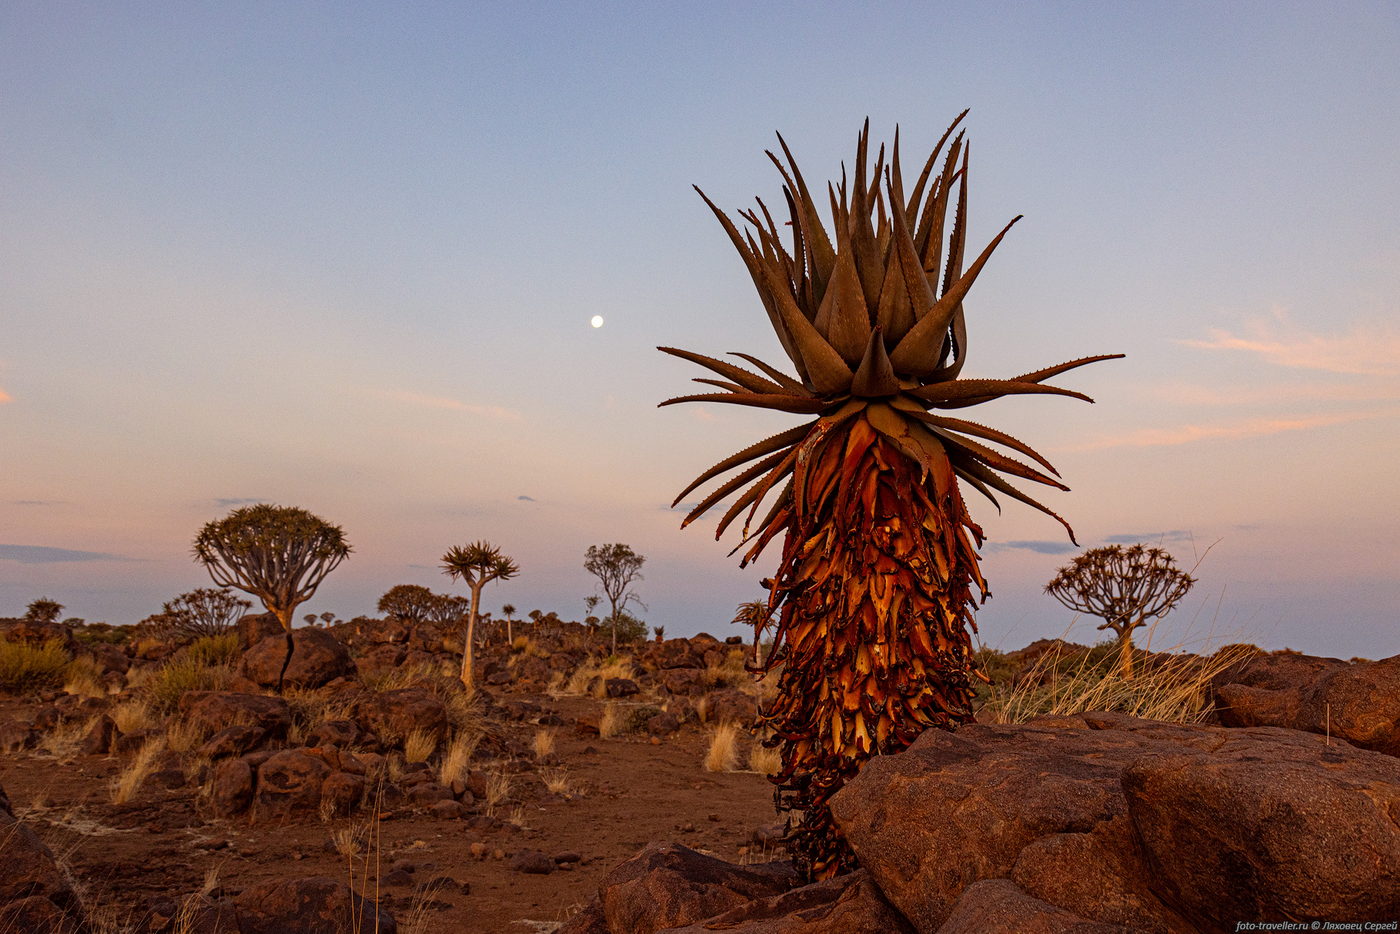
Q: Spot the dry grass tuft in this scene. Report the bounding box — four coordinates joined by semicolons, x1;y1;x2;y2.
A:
62;655;110;698
145;656;233;713
0;639;72;694
704;722;741;772
110;738;166;804
532;728;557;761
437;730;480;788
977;638;1256;725
598;702;626;739
539;768;575;796
747;733;783;775
111;698;156;735
484;772;512;817
402;728;439;764
37;715;98;759
164;717;212;756
564;657;635;698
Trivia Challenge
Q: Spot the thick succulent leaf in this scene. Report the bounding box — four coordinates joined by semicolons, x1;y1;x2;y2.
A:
1012;353;1126;384
658;346;788;395
659;391;830;414
932;428;1068;490
951;462;1001;510
682;447;792;528
889;215;1020;377
947;448;1078;543
942;143;970;295
670;422;811;507
905;110;967;222
907;410;1060;475
694;186;807;381
728;352;809;395
926;305;968;381
693;378;749;393
813;237;873;365
748;238;856;394
851;327;899;397
915;132;963;274
715;450;797;540
907;378;1093;407
879;176;937;343
772;134;837;289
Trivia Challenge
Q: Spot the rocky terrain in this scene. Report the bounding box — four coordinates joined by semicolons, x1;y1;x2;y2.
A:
1;614;1397;933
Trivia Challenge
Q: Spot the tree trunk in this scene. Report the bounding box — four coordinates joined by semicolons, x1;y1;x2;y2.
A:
506;618;513;646
273;607;295;695
609;601;619;656
1116;627;1136;679
460;584;482;690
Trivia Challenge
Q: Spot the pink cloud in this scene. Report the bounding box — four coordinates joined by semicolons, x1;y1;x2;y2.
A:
1183;308;1400;377
384;390;520;421
1072;410;1391;450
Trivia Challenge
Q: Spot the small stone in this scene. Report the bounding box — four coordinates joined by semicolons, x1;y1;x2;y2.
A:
510;849;555;874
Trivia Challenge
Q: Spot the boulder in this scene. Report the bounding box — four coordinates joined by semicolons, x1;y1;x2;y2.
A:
703;688;759;727
939;879;1134;934
0;719;36;753
254;749;332;819
236;612;284;651
231;876;396;934
319;772;365;818
660;668;707;696
196;724;268;760
1122;728;1400;927
353;688;448;746
240;627;355;690
0;619;77;650
595;844;795;934
604;677;640;698
354;643;407;674
660;870;914;934
829;711;1400;932
78;714;116;756
510;849;556;874
0;783;86;930
1295;654;1400;756
209;757;255;817
181;691;291;739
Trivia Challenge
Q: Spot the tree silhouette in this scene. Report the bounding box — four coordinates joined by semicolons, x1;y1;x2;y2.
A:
155;588;252;641
193;504;350;693
501;603;517;645
732;599;777;665
24;598;64;625
441;542;519;690
584;543;645;655
1045;544;1196;677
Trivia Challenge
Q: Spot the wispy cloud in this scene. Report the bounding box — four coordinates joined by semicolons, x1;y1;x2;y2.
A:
1073;410;1391;450
1183;308;1400;377
213;497;265;508
516;495;536;502
1103;530;1194;545
384;390;521;421
11;500;63;507
986;540;1079;555
0;544;130;564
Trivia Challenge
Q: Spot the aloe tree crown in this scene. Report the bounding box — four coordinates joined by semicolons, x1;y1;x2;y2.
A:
441;541;519;587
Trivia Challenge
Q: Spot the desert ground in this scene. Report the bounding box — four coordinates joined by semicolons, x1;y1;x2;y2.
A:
2;612;1398;933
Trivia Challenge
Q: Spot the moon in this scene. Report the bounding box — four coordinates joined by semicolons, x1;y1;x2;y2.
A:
590;315;605;329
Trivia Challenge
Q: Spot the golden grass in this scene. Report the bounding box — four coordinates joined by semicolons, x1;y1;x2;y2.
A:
111;698;157;735
110;738;166;804
164;717;211;756
0;639;72;694
747;734;783;775
564;657;635;698
403;728;439;764
360;658;448;694
62;655;110;698
144;657;233;713
702;648;749;689
437;730;480;788
704;722;741;773
37;715;97;759
539;768;575;796
483;772;512;817
977;638;1255;725
532;728;557;760
184;632;240;668
598;702;626;739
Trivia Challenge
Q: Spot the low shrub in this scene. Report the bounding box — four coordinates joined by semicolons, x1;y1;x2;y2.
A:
0;639;73;694
145;656;234;713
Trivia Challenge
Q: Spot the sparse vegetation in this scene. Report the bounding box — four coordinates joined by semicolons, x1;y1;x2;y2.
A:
584;543;646;654
441;541;520;690
437;730;480;787
704;722;741;772
403;728;439;764
149;588;252;642
0;639;73;693
144;654;234;712
24;597;65;624
110;738;166;804
193;503;351;693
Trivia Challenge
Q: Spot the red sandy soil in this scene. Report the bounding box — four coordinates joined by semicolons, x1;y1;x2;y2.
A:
1;693;779;933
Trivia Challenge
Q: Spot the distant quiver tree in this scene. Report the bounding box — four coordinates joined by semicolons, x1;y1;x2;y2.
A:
377;584;439;641
193;504;351;693
160;588;252;641
1044;544;1196;678
441;542;519;690
583;543;645;655
24;598;64;625
732;599;777;665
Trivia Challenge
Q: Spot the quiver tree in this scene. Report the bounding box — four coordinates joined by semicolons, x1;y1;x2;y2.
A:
1044;544;1195;677
159;588;252;641
441;542;518;690
501;603;517;644
24;598;64;624
732;599;777;665
583;543;646;656
193;504;350;693
662;115;1119;879
377;584;439;639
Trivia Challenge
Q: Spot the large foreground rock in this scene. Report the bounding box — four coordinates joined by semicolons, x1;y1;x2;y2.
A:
240;627;355;689
829;711;1400;932
1213;650;1400;757
231;876;396;933
0;781;86;932
660;870;913;933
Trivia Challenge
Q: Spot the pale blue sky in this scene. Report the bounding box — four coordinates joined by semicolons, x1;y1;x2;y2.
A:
3;2;1397;658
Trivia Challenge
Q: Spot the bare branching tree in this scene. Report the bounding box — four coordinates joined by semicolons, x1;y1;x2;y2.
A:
158;588;252;641
441;542;519;690
377;584;439;643
584;543;645;656
1044;544;1196;677
193;504;351;693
